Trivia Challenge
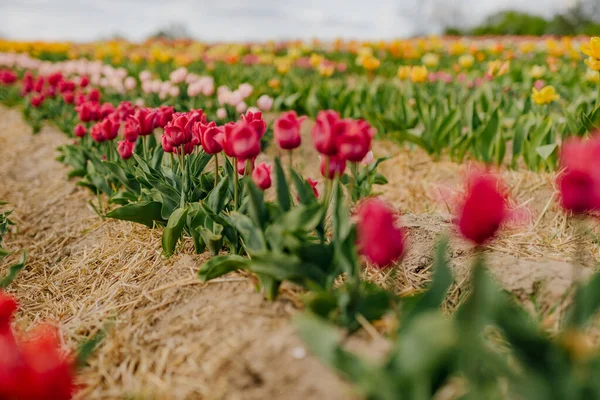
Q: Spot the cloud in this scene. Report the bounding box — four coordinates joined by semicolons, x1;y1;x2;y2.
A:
0;0;571;41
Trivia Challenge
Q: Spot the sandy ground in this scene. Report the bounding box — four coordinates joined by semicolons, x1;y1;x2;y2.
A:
0;106;598;399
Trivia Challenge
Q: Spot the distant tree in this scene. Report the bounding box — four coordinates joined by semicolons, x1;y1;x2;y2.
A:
148;22;192;40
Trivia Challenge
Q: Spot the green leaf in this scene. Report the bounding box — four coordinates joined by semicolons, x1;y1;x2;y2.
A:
477;108;499;163
198;254;250;281
291;170;316;205
281;202;325;233
162;207;188;257
535;143;558;160
227;212;266;253
0;251;27;289
198;224;223;256
245;180;269;229
206;176;231;213
401;237;453;326
76;327;107;369
105;201;164;228
274;157;292;212
565;272;600;328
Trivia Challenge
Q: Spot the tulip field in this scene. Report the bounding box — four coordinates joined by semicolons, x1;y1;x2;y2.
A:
2;36;600;399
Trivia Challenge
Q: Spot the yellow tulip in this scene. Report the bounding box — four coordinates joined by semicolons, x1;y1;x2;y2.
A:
396;66;410;80
530;65;546;79
458;54;474;69
421;53;439;68
318;63;335;77
585;57;600;71
531;85;560;105
410;66;428;83
580;37;600;60
362;55;381;71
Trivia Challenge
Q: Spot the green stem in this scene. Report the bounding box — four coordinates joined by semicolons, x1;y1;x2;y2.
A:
233;157;239;211
214;154;220;187
596;74;600;109
365;163;371;195
288;150;293;173
350;162;359;203
179;149;186;208
143;136;149;160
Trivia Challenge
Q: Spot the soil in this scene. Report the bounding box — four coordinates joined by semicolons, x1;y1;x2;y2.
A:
0;106;597;399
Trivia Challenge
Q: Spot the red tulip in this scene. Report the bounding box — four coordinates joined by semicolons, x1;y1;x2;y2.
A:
161;134;173;153
73;123;87;138
237;157;255;175
356;198;405;268
221;122;237;157
0;70;17;85
457;172;507;245
18;324;75;400
62;92;75;104
76;101;98;122
117;140;135;160
164;113;193;147
79;76;89;88
58;80;75;93
157;105;175;128
307;178;319;198
194;121;223;154
241;110;267;138
252;162;272;189
135;108;158;136
557;136;600;214
99;103;115;119
101;115;120;141
0;292;75;400
230;121;261;159
33;77;44;93
320;155;346;179
30;94;45;108
274;111;306;150
312;110;342;155
47;72;63;87
87;88;100;102
337;119;375;162
123;116;140;142
90;123;106;143
115;101;136;120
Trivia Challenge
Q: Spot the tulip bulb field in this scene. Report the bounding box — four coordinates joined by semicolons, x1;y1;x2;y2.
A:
2;36;600;399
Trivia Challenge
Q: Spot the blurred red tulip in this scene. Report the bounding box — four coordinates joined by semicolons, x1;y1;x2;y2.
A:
312;110;341;155
230;121;261;159
252;162;272;189
557;136;600;214
337;119;374;162
356;198;405;268
274;111;306;150
123;116;140;142
458;172;507;245
237;157;255;175
117;140;135;160
307;178;319;198
135;108;158;136
30;94;45;108
73;123;87;138
320;155;346;179
240;110;266;138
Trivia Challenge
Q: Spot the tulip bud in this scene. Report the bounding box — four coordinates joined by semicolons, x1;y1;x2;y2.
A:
557;136;600;214
257;94;274;112
101;115;121;141
117;140;135;160
337;119;374;162
307;178;319;198
123;116;140;142
230;121;262;160
240;111;267;138
135;108;158;136
30;94;44;108
238;158;255;175
457;172;507;245
197;121;224;154
252;162;272;190
320;155;346;179
312;110;341;155
216;108;227;119
356;198;405;268
74;123;87;138
236;101;248;114
274;111;306;150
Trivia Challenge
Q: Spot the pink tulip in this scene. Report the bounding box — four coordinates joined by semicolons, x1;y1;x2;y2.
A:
320;155;346;179
274;111;306;150
252;162;272;189
216;108;227;119
257;94;273;112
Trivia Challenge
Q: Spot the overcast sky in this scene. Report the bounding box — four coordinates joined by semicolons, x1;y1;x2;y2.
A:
0;0;575;42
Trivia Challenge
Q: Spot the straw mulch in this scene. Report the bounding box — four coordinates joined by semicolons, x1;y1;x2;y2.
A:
0;106;598;399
